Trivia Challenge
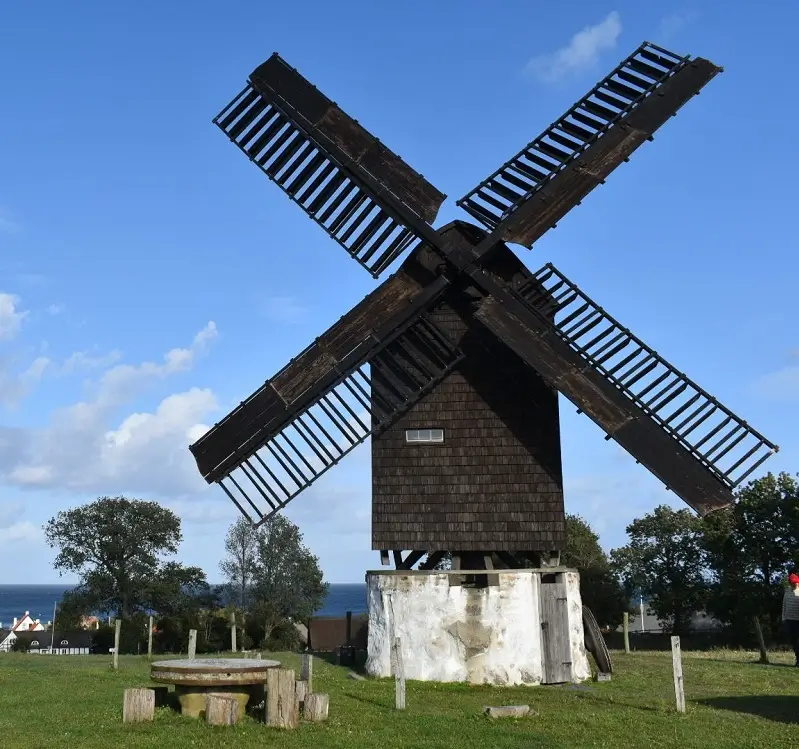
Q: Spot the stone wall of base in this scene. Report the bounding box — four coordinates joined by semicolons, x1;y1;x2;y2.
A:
365;568;590;686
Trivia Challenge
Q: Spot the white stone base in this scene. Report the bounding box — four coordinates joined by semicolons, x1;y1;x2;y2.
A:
365;568;591;686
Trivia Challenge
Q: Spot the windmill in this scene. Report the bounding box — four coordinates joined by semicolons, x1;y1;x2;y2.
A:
190;41;778;577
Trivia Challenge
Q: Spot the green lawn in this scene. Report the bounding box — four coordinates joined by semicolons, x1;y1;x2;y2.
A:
1;649;797;749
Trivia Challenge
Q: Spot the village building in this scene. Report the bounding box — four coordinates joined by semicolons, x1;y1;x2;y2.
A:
0;611;47;652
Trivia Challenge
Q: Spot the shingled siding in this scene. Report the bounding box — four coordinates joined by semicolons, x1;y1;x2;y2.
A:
371;293;565;551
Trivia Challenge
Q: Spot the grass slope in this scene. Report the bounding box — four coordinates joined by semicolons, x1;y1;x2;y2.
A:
0;650;797;749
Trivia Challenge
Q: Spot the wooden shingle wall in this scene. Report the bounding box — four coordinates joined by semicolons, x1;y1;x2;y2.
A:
371;287;565;550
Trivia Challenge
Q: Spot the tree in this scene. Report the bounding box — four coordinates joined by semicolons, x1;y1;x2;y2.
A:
44;496;206;620
611;505;708;635
220;516;260;608
563;514;610;570
702;472;799;638
563;514;629;629
223;514;328;647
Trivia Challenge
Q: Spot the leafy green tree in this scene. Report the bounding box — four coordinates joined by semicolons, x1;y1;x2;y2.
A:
611;505;708;635
219;514;327;647
702;472;799;638
563;514;611;570
219;516;260;608
563;514;629;629
44;496;206;620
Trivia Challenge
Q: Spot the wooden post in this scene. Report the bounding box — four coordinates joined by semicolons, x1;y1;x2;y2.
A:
345;610;352;645
230;612;237;653
266;668;299;729
295;679;308;707
392;637;406;710
113;618;122;670
623;612;630;654
205;694;239;726
188;629;197;659
147;615;153;660
670;636;685;714
123;688;155;723
304;693;329;722
301;653;313;692
753;616;769;664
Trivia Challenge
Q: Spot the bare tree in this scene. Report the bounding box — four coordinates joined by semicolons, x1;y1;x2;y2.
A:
220;517;260;608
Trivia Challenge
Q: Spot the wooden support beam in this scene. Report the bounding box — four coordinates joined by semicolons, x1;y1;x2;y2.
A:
188;629;197;659
392;550;404;568
380;550;390;566
398;550;426;570
419;551;446;570
147;615;153;660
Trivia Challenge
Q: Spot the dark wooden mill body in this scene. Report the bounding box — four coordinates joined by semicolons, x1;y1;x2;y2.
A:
190;42;778;573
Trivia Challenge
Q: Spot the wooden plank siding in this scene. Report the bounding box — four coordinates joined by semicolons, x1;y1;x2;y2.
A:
371;282;565;550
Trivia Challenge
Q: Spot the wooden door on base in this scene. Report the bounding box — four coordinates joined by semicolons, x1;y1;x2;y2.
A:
539;573;572;684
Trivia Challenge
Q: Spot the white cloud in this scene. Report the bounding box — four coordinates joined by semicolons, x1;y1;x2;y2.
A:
657;10;698;41
525;11;622;83
87;321;216;409
754;365;799;402
165;498;236;526
0;323;221;498
60;349;122;375
260;296;308;324
46;304;65;316
0;207;19;234
0;293;27;340
0;355;50;407
0;521;42;544
0;500;24;528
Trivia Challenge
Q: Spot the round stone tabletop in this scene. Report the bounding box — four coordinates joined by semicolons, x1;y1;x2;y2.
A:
151;657;280;686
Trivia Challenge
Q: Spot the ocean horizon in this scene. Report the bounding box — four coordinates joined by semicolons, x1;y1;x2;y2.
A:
0;583;367;627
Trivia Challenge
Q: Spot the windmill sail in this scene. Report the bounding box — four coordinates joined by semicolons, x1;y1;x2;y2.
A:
474;263;777;514
195;313;461;525
215;54;445;277
190;267;458;523
457;42;721;252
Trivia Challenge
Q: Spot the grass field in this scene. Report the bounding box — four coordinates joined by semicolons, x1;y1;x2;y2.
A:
0;649;797;749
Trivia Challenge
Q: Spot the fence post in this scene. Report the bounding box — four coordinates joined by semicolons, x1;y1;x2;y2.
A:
301;653;313;692
113;618;122;670
147;615;153;660
623;612;630;654
188;629;197;659
230;612;237;653
392;637;406;710
753;616;769;664
670;636;685;714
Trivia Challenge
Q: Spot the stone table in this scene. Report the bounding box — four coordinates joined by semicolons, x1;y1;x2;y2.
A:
150;658;280;718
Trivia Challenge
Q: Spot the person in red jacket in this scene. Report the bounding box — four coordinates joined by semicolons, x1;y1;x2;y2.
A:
782;570;799;666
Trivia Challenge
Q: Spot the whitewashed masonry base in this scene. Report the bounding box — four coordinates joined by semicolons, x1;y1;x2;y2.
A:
365;568;591;686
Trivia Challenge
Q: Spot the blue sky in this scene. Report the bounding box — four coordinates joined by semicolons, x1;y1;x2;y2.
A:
1;1;796;584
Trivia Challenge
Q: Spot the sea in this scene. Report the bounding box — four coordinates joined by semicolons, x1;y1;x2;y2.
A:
0;583;367;627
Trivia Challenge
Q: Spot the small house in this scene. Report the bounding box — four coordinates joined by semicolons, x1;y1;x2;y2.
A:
0;611;47;652
12;630;94;655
